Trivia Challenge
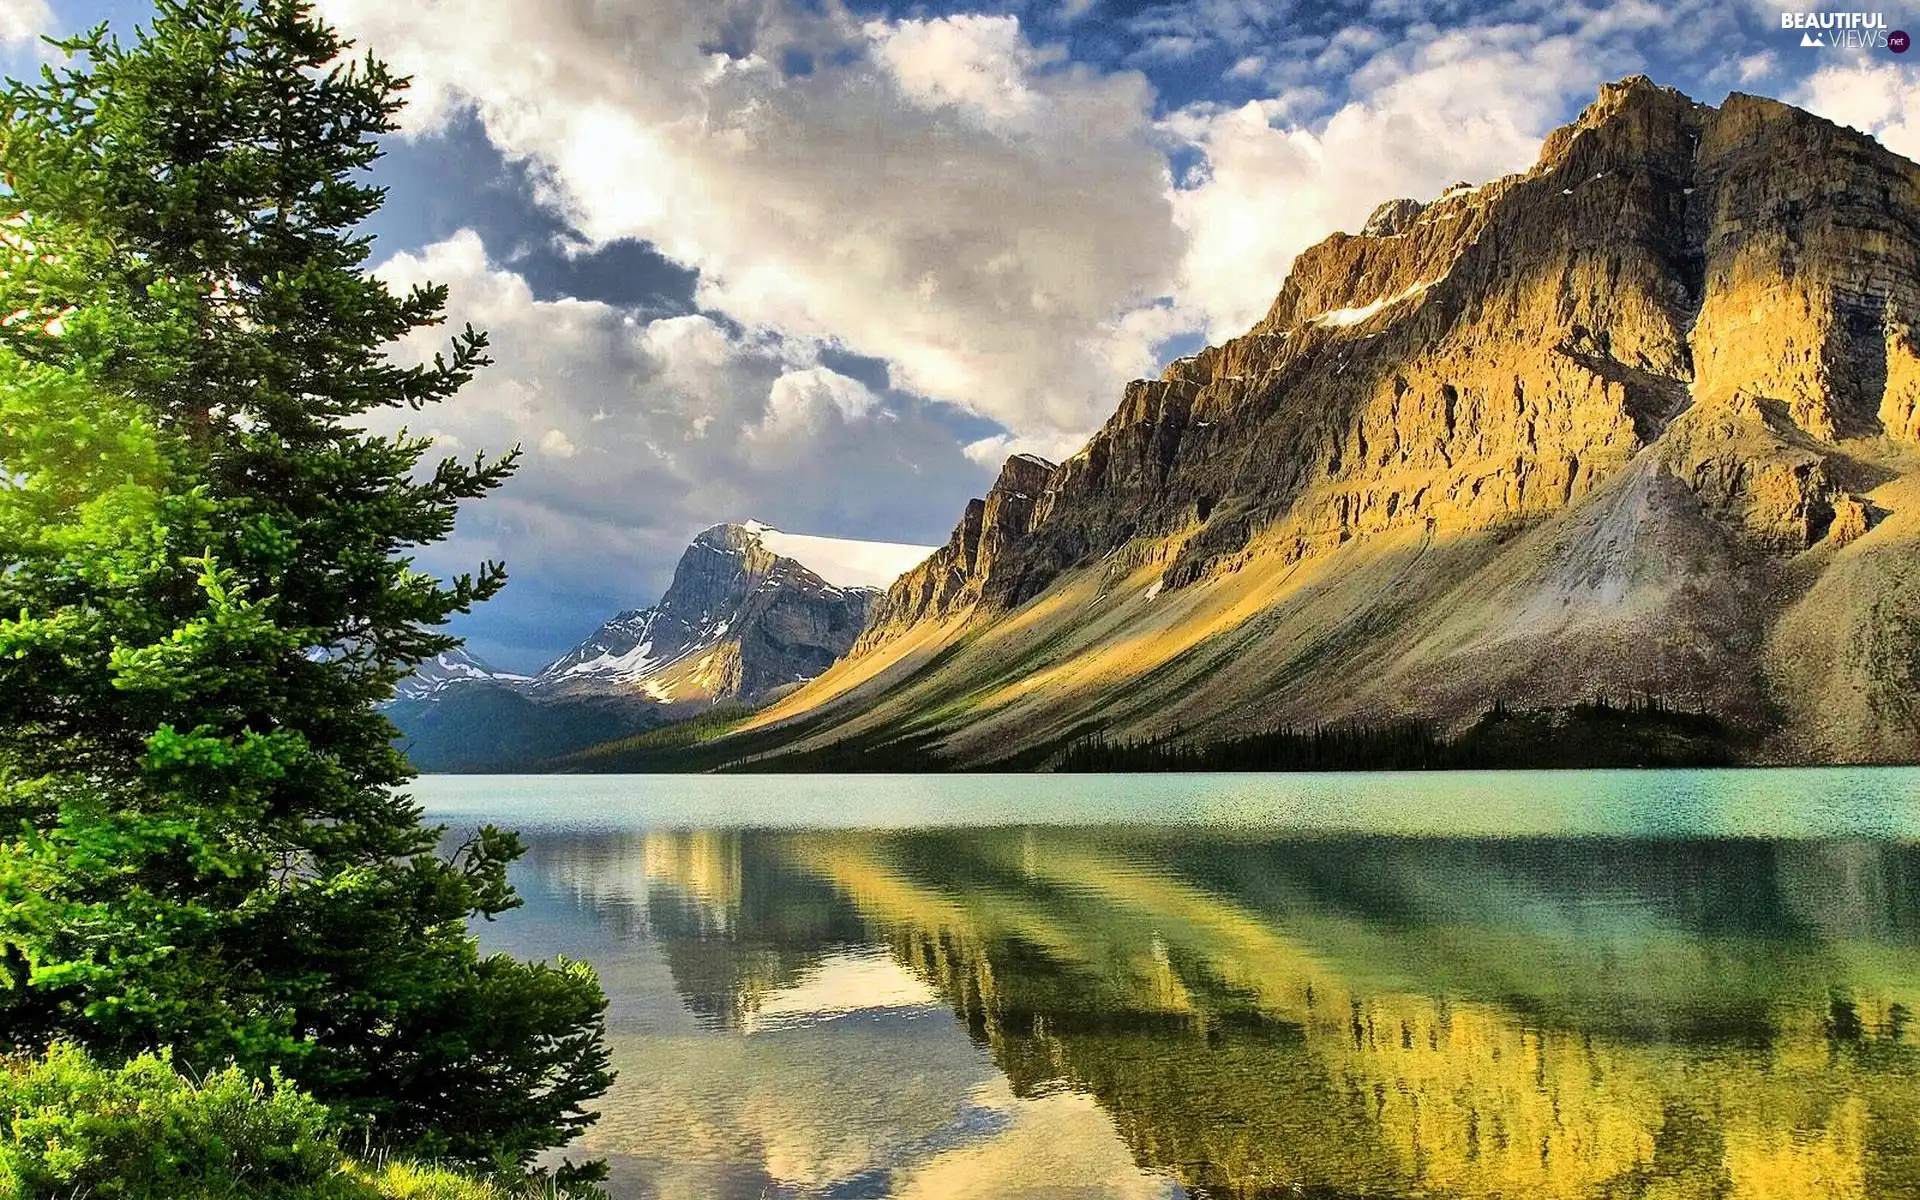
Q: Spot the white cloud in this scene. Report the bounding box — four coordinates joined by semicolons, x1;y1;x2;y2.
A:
1162;28;1609;337
1794;62;1920;163
365;232;990;618
0;0;51;46
1737;52;1778;85
1312;25;1389;75
1123;0;1284;64
317;0;1185;449
762;367;879;437
962;431;1081;467
867;15;1053;126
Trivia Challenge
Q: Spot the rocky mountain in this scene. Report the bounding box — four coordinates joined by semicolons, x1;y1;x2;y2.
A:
854;454;1056;649
532;522;914;705
732;78;1920;769
386;522;933;770
391;648;529;702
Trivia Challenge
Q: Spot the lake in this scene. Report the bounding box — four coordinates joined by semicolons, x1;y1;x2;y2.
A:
419;770;1920;1199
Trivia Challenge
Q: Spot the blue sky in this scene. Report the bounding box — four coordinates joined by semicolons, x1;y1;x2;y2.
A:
9;0;1919;669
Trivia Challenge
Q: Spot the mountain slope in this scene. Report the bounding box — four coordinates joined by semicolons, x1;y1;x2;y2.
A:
735;78;1920;768
384;687;666;773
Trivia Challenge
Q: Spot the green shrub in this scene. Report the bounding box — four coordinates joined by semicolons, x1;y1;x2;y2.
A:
0;1045;543;1200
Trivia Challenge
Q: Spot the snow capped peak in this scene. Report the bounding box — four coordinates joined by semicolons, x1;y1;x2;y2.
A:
469;519;939;706
393;646;528;701
429;649;491;677
737;521;937;591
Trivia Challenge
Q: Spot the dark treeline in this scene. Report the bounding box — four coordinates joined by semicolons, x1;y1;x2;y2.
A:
1056;696;1736;772
554;703;760;772
1060;720;1451;772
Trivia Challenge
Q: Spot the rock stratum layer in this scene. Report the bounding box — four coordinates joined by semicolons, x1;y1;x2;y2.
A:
740;78;1920;767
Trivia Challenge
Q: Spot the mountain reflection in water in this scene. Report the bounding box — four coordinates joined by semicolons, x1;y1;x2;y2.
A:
468;818;1920;1199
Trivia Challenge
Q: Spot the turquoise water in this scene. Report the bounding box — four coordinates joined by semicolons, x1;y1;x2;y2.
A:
413;767;1920;837
423;770;1920;1199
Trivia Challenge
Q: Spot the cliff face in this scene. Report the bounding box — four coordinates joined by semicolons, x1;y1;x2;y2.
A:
854;454;1055;649
975;79;1919;596
744;78;1920;766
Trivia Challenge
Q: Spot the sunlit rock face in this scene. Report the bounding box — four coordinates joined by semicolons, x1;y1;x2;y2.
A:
959;77;1918;596
752;78;1920;765
856;454;1056;647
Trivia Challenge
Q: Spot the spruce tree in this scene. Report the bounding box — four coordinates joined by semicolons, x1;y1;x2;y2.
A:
0;0;611;1182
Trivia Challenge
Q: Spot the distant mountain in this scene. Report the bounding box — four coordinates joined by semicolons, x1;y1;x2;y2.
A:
721;78;1920;769
386;522;934;770
532;522;931;704
391;648;529;702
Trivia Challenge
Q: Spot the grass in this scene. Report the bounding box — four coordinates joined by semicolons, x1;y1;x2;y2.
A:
344;1161;570;1199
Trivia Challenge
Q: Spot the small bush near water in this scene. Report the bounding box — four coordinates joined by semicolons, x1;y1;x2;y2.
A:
0;1045;561;1200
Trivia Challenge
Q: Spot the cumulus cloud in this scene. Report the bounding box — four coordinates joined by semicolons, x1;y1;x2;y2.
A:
1161;26;1617;337
868;14;1057;124
760;367;879;437
1794;62;1920;163
364;231;990;662
0;0;51;46
317;0;1184;448
961;431;1083;468
1737;52;1778;85
316;0;1744;449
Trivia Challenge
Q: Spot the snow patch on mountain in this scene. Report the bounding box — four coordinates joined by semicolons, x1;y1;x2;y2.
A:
561;639;659;679
741;521;937;590
393;648;529;701
1311;277;1442;329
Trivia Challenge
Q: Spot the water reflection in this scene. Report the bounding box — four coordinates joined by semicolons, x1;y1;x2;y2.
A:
483;825;1920;1199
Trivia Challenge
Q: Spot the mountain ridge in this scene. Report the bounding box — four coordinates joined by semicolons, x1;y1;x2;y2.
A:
391;647;530;702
